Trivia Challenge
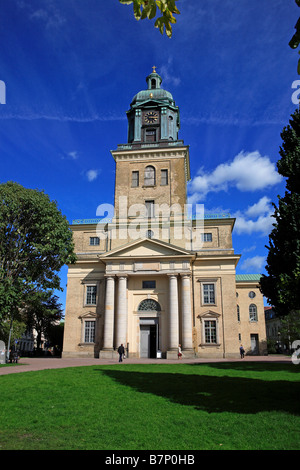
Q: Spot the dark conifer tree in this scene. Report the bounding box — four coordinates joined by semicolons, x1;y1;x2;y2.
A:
260;110;300;314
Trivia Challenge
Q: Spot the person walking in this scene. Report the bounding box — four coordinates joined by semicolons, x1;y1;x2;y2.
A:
118;344;125;362
178;344;182;360
239;345;245;359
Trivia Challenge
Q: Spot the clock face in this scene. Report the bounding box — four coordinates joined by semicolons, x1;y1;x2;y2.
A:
144;111;158;124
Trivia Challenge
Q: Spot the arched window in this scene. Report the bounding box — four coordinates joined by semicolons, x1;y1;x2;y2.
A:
138;299;161;311
144;165;156;186
249;304;257;322
151;78;156;89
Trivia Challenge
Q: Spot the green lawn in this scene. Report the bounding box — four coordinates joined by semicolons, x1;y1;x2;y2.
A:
0;362;299;450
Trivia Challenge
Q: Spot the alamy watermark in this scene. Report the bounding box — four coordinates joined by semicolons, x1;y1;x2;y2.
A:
95;197;206;251
291;340;300;365
291;80;300;105
0;80;6;104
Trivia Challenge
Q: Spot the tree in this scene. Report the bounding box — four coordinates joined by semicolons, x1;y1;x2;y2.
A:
289;0;300;74
24;290;64;352
0;182;76;325
260;110;300;314
119;0;180;37
280;311;300;349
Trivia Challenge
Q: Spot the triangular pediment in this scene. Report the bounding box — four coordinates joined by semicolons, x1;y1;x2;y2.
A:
197;310;221;319
99;238;193;260
131;99;169;109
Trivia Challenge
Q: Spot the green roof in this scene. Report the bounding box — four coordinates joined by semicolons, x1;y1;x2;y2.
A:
236;274;262;282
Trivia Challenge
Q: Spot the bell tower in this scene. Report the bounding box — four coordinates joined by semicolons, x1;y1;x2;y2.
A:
111;68;190;240
126;66;181;146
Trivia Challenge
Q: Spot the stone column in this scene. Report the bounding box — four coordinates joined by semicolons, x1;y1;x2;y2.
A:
101;276;115;358
168;274;179;355
115;275;128;347
181;274;193;354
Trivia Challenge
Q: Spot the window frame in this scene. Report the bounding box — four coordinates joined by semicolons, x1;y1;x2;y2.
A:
85;285;97;306
89;237;100;246
145;200;155;218
142;280;156;289
132;170;139;187
84;320;96;343
144;165;156;186
249;304;258;322
161;169;168;186
201;232;213;242
202;282;216;305
204;320;217;344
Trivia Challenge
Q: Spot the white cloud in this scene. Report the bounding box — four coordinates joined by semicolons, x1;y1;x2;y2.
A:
233;197;275;236
86;169;99;182
241;255;266;272
188;151;282;202
245;196;272;218
68;151;78;160
159;57;181;87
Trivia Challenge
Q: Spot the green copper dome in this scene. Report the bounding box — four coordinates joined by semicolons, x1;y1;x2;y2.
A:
126;67;181;146
130;69;175;107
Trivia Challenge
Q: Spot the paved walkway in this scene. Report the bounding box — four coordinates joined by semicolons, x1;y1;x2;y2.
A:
0;354;291;375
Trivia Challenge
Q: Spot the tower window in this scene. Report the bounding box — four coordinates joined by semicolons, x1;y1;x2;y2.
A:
201;233;212;242
132;171;139;187
145;200;155;218
151;78;156;89
161;169;168;186
144;166;156;186
145;128;156;142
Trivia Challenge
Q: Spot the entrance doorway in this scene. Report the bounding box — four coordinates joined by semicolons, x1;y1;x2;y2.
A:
140;325;157;358
250;334;259;354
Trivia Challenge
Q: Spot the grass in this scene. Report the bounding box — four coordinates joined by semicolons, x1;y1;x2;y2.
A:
0;362;300;450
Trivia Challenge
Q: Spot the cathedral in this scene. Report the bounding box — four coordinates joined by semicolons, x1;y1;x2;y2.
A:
62;68;267;359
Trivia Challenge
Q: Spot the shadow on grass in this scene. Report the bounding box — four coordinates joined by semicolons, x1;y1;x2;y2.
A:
191;361;300;374
97;367;300;415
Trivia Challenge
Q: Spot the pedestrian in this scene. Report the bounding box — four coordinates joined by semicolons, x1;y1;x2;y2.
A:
239;345;245;359
118;344;125;362
178;344;182;359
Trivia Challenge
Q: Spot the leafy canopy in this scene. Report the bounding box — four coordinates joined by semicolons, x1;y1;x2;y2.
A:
289;0;300;74
0;182;76;322
119;0;180;37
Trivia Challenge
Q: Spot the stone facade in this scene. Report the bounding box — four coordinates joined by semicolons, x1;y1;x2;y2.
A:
62;70;267;359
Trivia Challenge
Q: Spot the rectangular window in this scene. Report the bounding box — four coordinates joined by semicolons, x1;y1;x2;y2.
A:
203;283;215;304
161;169;168;186
201;233;212;242
204;320;217;344
86;285;97;305
145;200;155;218
89;237;100;246
84;321;95;343
142;280;156;289
132;171;139;187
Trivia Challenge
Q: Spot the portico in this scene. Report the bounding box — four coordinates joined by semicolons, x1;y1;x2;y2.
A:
99;238;194;358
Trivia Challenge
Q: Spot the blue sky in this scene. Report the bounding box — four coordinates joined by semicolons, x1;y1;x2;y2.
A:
0;0;298;310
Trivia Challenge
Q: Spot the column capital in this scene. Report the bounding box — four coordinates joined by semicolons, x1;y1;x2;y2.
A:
180;272;191;278
104;274;115;279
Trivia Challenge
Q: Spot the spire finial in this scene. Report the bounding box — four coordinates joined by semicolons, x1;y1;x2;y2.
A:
152;65;157;73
